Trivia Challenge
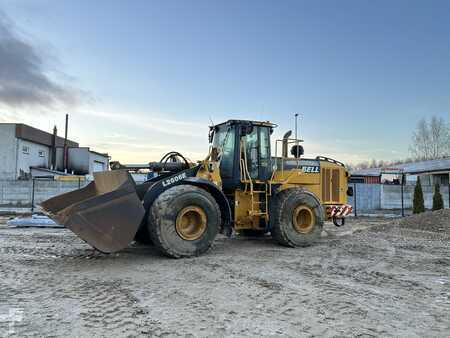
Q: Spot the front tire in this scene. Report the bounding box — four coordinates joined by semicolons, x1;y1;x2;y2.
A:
270;189;324;247
134;224;153;245
148;185;221;258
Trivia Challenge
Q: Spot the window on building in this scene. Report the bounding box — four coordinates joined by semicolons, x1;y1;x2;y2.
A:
38;150;45;157
22;146;29;154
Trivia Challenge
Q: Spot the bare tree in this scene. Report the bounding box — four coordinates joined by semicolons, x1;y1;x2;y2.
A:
369;159;378;168
410;116;450;160
430;116;450;158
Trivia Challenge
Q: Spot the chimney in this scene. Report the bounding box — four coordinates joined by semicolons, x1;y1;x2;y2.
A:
51;125;57;170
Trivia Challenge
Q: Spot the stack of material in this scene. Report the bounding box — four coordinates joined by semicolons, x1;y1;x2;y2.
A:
399;209;450;232
7;214;63;228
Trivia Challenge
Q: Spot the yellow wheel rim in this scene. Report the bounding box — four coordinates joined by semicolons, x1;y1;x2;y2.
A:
176;206;207;241
292;205;315;234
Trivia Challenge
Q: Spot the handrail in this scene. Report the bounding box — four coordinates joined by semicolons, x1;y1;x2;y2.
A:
315;156;345;167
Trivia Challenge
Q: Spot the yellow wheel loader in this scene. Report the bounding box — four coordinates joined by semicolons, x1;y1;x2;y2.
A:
41;120;353;258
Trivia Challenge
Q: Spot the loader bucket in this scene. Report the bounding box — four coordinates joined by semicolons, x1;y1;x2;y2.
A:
41;170;145;253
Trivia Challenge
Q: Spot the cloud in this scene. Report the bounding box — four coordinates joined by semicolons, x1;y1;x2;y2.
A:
80;109;207;138
0;12;85;110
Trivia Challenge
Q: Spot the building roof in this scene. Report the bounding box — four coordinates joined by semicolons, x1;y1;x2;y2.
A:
9;123;79;148
63;146;109;158
85;148;109;158
351;157;450;176
351;168;382;177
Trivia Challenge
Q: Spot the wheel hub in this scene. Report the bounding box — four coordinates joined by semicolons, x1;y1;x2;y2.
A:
292;205;315;234
176;206;207;241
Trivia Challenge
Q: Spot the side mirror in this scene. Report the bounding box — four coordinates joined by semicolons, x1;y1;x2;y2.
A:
208;128;215;144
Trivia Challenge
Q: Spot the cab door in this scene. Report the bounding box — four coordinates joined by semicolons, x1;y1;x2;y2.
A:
242;125;272;182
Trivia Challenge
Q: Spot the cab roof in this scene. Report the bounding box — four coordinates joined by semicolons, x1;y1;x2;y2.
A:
211;119;277;129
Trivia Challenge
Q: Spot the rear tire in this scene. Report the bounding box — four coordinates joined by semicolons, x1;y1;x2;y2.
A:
148;185;221;258
270;189;324;247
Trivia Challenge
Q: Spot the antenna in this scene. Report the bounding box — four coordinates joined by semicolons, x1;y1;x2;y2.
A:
294;113;299;140
209;116;214;127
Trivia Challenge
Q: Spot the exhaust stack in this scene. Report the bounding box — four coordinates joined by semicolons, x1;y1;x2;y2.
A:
282;130;292;158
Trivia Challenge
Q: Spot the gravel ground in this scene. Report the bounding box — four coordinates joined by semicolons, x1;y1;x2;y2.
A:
0;216;449;337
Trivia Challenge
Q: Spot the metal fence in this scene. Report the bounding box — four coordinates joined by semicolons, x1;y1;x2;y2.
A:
348;183;450;216
1;178;449;215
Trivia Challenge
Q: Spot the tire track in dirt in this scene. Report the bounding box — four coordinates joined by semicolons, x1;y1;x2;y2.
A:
1;218;449;337
72;280;149;336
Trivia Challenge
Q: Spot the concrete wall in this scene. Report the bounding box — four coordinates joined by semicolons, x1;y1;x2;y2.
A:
0;179;89;208
0;124;18;180
348;183;450;212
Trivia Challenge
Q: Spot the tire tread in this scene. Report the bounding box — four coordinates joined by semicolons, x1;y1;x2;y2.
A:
270;188;323;247
148;185;220;258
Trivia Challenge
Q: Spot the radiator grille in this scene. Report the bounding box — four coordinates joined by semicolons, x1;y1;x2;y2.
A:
322;168;340;202
332;169;340;202
322;168;331;201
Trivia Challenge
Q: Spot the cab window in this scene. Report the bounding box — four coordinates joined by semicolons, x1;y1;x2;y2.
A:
213;126;235;178
244;126;271;180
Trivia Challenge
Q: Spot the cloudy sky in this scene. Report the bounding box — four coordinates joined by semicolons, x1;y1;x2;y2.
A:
1;0;449;164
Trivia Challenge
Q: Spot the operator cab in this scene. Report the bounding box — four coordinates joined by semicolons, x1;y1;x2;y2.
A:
210;120;275;192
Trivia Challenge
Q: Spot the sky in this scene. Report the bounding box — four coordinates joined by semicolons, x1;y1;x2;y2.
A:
0;0;449;164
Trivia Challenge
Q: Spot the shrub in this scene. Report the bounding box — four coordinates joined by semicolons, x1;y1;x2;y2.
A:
413;177;425;214
432;183;444;211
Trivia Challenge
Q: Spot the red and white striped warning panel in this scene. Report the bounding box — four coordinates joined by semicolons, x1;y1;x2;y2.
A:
329;204;353;217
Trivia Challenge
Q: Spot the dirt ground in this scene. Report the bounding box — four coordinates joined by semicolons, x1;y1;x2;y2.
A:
0;215;449;337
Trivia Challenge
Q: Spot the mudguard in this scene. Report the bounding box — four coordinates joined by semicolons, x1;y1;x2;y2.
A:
141;169;232;234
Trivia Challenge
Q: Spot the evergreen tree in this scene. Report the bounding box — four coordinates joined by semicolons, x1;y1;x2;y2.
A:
432;183;444;211
413;177;425;214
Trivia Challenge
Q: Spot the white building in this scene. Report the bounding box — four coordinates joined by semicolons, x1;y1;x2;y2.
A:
0;123;109;180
